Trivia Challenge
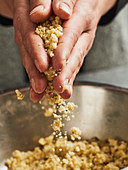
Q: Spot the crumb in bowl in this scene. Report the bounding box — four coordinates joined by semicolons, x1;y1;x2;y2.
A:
5;135;128;170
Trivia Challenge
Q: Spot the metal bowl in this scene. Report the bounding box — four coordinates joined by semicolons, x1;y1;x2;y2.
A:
0;82;128;169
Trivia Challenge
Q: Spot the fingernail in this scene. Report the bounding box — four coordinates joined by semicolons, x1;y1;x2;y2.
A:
58;3;71;16
62;79;69;92
30;5;44;16
30;78;35;90
35;60;42;72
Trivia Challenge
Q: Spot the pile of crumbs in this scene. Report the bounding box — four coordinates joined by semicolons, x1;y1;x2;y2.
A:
5;135;128;170
35;15;78;139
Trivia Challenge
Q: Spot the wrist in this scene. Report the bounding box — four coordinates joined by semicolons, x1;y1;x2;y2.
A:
0;0;13;19
96;0;117;20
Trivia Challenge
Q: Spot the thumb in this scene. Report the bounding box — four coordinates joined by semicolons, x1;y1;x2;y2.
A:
29;0;52;23
53;0;76;20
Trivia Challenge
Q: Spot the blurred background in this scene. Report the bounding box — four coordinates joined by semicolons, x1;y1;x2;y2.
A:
0;4;128;93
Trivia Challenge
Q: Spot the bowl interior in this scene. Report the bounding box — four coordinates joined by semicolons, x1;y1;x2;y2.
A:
0;84;128;168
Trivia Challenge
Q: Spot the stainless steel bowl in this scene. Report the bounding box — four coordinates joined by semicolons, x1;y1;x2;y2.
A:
0;82;128;169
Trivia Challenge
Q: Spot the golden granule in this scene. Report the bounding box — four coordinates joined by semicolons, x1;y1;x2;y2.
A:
53;119;63;131
71;127;81;141
15;89;24;100
5;135;128;170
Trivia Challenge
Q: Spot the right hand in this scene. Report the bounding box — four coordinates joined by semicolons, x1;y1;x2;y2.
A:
13;0;52;102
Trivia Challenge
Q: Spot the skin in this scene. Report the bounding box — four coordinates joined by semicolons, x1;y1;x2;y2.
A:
0;0;117;102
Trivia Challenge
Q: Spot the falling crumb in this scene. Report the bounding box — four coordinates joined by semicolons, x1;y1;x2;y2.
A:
71;127;81;141
38;138;46;146
53;114;61;119
64;131;67;136
71;115;75;118
52;119;62;131
66;116;71;121
53;132;56;135
41;106;45;110
71;135;75;141
44;107;54;117
15;89;24;100
39;100;42;104
66;102;75;111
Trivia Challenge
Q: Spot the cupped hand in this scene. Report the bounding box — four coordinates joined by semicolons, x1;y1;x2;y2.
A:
13;0;52;102
52;0;116;99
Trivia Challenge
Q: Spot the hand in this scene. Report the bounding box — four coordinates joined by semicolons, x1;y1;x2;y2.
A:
13;0;52;102
0;0;13;18
52;0;117;99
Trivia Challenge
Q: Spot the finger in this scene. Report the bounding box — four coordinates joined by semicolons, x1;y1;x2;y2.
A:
52;0;76;20
30;86;44;103
59;58;84;99
23;29;49;72
59;74;75;99
52;2;94;71
13;0;29;10
20;45;47;94
59;85;72;99
14;6;49;72
29;0;52;23
53;32;93;94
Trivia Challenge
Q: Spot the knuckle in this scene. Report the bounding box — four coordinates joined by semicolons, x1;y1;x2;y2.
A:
58;62;63;70
67;28;79;43
13;8;22;28
79;48;85;60
23;32;32;52
53;46;67;70
79;57;84;69
56;59;65;70
25;31;31;43
39;62;48;72
85;12;94;28
13;9;24;46
53;76;63;92
68;65;75;79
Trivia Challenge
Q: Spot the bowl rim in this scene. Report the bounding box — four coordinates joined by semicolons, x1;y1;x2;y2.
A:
0;81;128;97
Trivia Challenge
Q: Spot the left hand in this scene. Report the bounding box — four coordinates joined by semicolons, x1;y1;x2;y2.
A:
13;0;52;102
52;0;117;99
